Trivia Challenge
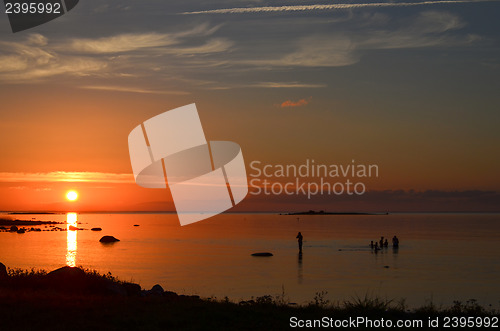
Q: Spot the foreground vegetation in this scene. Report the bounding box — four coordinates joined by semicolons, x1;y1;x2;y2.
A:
0;266;498;330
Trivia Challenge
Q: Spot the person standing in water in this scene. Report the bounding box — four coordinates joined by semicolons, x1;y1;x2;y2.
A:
392;235;399;248
296;232;303;253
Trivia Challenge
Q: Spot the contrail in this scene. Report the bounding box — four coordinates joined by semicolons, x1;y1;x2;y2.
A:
181;0;496;15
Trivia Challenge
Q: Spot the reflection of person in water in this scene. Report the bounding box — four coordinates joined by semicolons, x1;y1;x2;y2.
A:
296;232;303;253
370;241;374;249
392;235;399;248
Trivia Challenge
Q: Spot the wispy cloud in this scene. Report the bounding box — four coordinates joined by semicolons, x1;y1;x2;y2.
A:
239;10;477;68
69;32;179;54
0;172;134;184
79;85;189;95
252;82;326;88
280;97;311;108
264;35;357;67
163;38;233;55
67;24;223;54
207;81;327;90
0;24;230;83
182;0;496;15
0;35;107;81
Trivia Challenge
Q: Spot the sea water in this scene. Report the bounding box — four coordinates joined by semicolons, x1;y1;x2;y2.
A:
0;212;499;308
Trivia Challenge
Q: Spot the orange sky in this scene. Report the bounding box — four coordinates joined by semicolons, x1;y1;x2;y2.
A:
0;83;499;212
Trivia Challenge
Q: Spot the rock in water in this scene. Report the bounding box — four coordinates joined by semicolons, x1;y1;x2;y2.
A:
91;227;102;231
9;225;18;232
16;228;25;234
99;235;120;243
68;225;78;231
251;252;273;257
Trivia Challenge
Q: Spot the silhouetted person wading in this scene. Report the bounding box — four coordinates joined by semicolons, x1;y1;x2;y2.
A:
392;235;399;248
296;232;303;253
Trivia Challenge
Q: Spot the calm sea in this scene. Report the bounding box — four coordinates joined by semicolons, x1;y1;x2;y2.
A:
1;212;499;308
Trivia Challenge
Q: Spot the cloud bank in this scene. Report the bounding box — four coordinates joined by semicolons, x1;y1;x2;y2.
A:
0;172;134;184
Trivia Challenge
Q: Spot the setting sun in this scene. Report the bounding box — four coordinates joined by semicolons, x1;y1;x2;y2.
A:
66;190;78;201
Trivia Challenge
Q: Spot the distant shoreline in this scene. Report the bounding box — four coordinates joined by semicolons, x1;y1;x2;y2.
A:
7;212;58;215
0;219;62;226
282;211;389;216
1;211;498;215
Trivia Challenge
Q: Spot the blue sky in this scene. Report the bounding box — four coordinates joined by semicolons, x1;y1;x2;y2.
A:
0;1;499;211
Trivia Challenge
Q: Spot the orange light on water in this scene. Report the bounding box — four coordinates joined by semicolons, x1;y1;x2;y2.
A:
66;212;78;267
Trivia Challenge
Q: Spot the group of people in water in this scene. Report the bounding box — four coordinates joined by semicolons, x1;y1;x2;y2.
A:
370;235;399;251
295;232;400;253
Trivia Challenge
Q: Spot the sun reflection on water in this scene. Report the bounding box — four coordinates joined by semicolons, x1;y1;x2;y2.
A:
66;212;77;267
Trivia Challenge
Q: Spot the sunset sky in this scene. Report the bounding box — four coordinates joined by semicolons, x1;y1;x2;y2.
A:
0;0;499;212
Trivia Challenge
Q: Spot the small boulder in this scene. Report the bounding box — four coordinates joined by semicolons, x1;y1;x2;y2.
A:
68;226;78;231
10;225;18;232
99;236;120;243
16;228;25;234
251;252;273;257
91;227;102;231
133;224;140;227
150;284;164;295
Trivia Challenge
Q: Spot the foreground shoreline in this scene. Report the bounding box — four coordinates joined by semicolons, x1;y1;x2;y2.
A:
0;264;498;330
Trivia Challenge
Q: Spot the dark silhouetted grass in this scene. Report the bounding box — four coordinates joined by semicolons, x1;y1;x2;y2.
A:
0;267;498;330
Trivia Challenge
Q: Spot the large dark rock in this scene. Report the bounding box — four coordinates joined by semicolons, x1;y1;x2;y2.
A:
9;225;18;232
47;266;86;280
99;236;120;243
45;266;88;292
0;262;8;279
91;227;102;231
17;228;25;234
